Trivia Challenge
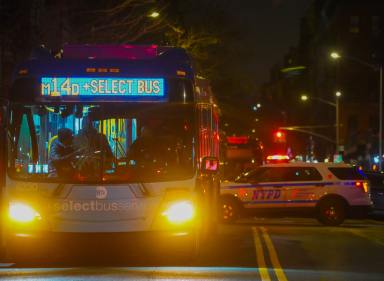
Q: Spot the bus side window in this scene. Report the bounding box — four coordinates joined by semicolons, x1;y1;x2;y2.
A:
212;110;219;158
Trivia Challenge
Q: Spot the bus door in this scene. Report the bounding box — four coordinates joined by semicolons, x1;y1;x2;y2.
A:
197;103;220;233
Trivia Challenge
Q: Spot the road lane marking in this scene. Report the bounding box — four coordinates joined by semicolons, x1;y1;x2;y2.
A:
252;227;271;281
260;226;288;281
347;228;384;246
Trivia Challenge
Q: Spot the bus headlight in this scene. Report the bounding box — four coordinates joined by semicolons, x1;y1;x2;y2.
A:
9;202;41;223
162;201;195;224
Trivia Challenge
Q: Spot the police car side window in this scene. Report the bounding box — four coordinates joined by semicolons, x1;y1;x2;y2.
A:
257;168;288;182
244;167;268;182
328;167;364;180
284;167;323;182
250;167;322;182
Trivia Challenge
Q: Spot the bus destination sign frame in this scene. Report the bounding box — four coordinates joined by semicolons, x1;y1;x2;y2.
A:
41;77;165;100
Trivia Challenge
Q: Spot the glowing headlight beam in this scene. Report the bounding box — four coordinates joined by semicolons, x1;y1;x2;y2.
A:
162;201;195;224
9;202;41;223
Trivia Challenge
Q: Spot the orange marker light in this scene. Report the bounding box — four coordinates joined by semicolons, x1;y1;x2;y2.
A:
18;69;28;75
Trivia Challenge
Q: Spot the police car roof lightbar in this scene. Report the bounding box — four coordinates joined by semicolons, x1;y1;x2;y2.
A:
266;155;290;160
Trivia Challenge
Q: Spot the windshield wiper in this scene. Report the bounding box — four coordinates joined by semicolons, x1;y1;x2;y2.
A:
112;137;127;158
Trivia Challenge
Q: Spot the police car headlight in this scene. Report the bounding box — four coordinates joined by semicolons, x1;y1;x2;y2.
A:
9;202;41;223
162;201;195;224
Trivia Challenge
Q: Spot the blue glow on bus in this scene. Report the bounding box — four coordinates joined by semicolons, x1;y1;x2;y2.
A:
41;77;164;98
132;119;137;142
28;164;48;174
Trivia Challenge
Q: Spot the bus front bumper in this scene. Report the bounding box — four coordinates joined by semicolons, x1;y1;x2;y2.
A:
7;229;198;259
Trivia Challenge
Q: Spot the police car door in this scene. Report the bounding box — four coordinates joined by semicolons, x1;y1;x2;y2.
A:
282;166;322;209
246;167;286;209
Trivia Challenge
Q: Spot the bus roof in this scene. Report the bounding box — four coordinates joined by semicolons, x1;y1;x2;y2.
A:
14;45;194;80
10;45;198;103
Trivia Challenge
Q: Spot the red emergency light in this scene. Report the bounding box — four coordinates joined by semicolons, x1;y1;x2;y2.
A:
266;155;290;161
227;136;249;145
273;130;286;143
266;154;290;164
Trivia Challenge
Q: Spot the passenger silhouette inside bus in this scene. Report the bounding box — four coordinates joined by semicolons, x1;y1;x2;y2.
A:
127;125;154;166
48;128;76;178
73;116;114;178
126;121;191;178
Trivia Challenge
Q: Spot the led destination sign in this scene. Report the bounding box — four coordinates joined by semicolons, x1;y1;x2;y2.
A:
41;77;164;98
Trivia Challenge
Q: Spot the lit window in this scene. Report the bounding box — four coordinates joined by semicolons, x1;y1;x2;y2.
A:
350;16;360;33
372;16;381;37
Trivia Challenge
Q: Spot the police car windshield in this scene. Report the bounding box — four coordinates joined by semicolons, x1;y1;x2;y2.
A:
8;104;195;183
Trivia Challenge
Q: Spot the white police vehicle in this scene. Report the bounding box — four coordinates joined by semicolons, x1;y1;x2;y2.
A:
220;163;372;226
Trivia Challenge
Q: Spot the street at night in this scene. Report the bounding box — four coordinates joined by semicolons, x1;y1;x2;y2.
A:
1;217;384;280
1;1;384;280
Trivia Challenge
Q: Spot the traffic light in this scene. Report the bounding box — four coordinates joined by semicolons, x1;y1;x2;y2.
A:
273;130;286;143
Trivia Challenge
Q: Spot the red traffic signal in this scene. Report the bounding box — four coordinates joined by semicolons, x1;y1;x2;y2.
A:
273;131;286;143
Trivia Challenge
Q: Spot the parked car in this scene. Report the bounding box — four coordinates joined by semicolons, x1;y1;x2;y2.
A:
220;162;372;226
363;171;384;211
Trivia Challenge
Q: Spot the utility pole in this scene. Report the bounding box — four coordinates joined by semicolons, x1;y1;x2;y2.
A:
336;94;340;151
379;66;383;171
330;52;383;170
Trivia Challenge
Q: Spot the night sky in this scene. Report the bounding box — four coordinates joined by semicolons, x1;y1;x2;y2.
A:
225;0;310;87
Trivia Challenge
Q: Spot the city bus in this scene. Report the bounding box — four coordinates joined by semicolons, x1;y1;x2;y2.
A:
2;45;220;261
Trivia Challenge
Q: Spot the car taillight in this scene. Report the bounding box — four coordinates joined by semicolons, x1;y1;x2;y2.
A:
355;181;369;193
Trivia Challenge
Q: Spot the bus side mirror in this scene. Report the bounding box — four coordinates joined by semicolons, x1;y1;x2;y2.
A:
201;156;219;175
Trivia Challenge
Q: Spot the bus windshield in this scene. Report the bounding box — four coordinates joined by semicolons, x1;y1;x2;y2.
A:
8;103;196;183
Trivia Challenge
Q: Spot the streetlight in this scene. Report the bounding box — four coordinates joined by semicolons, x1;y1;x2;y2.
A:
330;51;383;171
148;10;184;35
148;11;160;18
252;103;262;111
330;52;341;59
300;93;342;152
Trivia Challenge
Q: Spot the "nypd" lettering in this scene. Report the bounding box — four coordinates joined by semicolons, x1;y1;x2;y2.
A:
252;189;281;200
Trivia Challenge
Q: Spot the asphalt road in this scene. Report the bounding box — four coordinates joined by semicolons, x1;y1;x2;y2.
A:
1;217;384;280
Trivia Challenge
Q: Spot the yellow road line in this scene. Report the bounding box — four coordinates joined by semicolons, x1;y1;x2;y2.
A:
347;228;384;247
252;227;271;281
260;226;288;281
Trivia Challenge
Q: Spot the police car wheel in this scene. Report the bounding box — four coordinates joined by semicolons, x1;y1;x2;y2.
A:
317;199;346;226
220;197;240;223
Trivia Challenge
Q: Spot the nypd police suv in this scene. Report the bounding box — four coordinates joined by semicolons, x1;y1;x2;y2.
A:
220;163;372;226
